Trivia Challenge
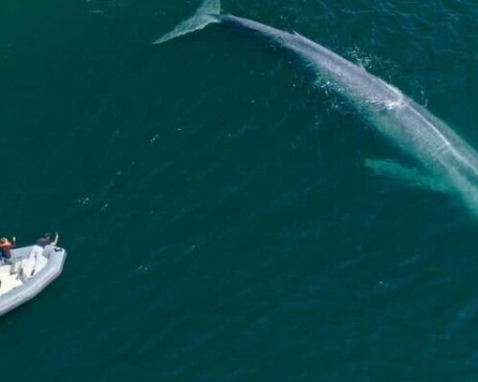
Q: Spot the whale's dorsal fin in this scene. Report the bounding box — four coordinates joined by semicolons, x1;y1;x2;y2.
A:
292;30;304;37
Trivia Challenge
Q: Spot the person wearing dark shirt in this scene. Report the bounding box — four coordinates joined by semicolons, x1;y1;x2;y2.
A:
22;232;60;277
37;232;59;248
0;236;16;262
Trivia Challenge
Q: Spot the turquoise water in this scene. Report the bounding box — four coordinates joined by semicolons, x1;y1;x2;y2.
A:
1;0;478;380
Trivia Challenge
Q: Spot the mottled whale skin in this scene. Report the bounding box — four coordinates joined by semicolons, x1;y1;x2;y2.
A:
156;1;478;218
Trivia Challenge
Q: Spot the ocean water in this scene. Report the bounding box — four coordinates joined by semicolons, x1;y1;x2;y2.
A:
1;0;478;380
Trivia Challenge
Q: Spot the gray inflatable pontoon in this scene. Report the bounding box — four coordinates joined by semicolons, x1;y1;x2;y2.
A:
0;245;67;317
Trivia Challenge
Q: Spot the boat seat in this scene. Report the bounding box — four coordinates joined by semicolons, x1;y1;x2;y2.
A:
0;265;22;296
9;260;22;275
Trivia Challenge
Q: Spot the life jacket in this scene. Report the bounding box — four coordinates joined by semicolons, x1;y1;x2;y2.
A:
0;240;12;259
0;240;11;248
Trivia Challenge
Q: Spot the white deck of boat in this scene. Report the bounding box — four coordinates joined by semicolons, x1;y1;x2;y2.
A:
0;252;49;297
0;264;23;296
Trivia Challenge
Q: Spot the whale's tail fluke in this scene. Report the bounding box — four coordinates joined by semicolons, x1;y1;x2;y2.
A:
153;0;221;45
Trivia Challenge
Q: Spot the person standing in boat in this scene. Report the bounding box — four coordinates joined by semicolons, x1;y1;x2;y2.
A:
23;232;60;277
0;236;15;262
36;232;59;248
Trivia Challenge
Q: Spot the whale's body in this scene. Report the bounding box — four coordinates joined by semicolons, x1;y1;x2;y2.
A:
156;1;478;218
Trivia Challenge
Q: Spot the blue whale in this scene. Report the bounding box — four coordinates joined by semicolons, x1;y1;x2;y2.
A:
155;0;478;219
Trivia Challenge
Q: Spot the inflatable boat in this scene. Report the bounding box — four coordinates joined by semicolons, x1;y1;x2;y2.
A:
0;245;67;317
